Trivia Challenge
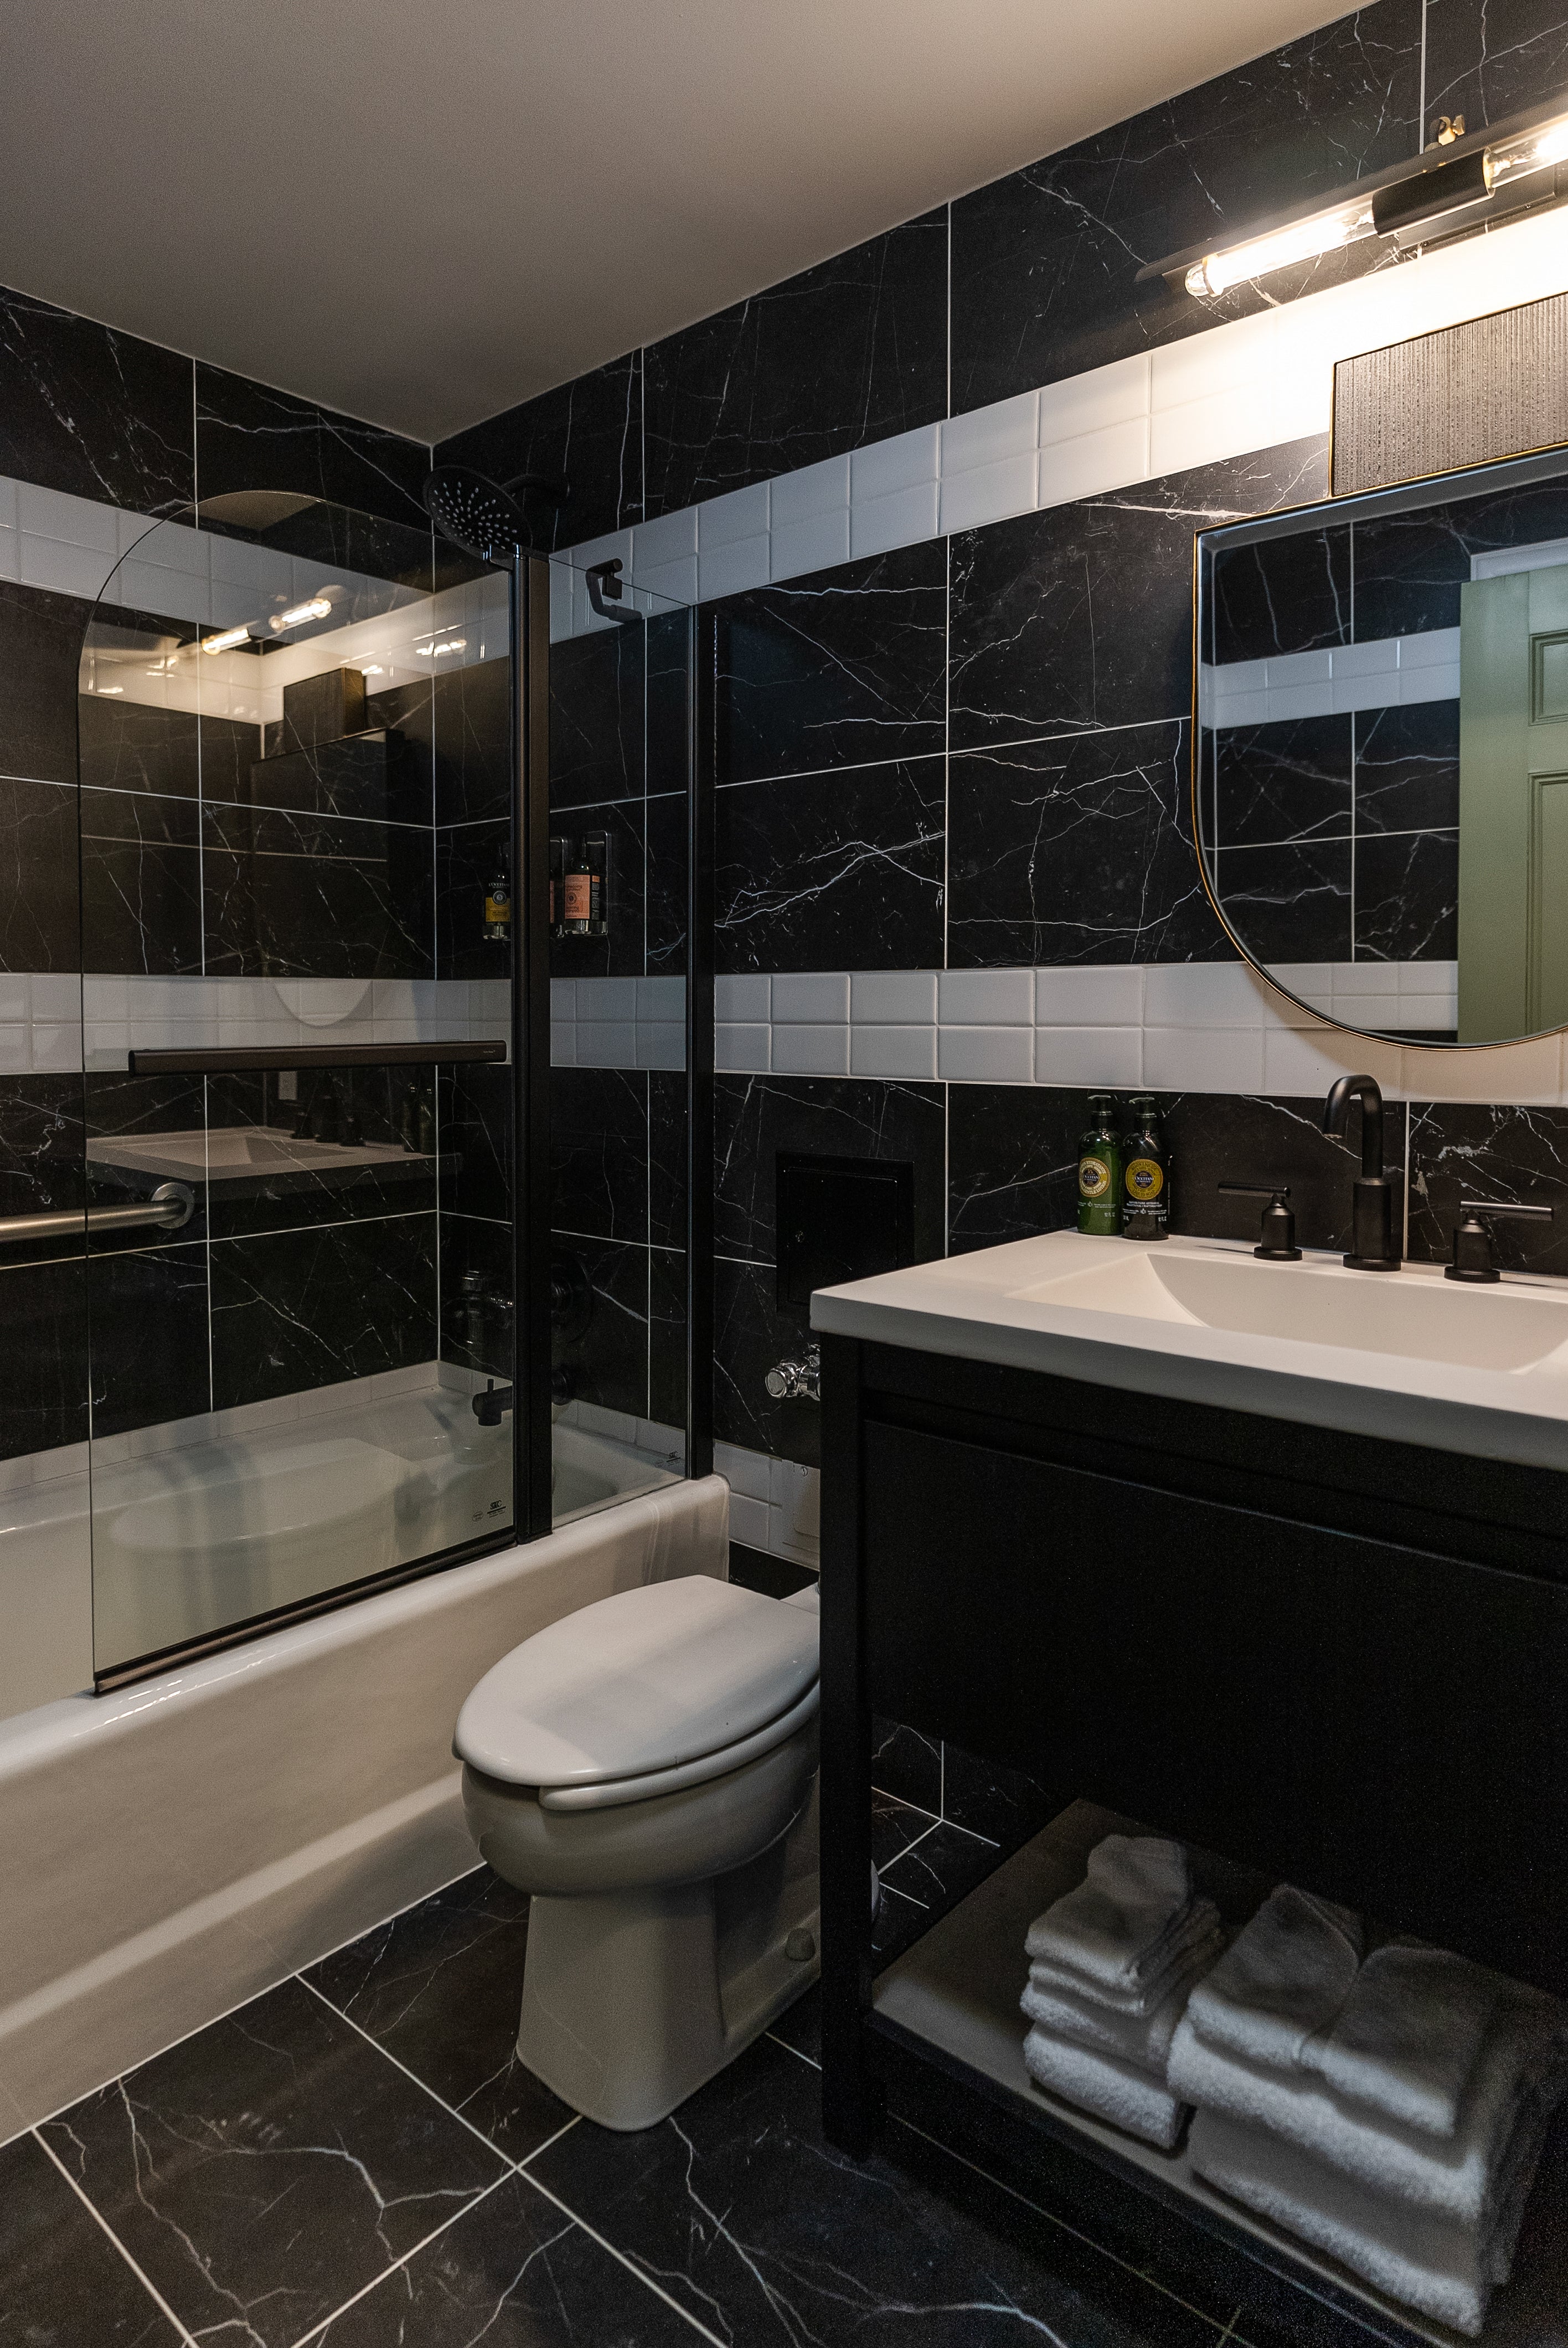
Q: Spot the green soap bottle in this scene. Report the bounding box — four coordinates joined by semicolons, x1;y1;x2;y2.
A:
1122;1095;1170;1242
1076;1094;1123;1235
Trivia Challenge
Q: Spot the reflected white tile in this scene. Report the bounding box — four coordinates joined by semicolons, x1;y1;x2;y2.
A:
637;1022;685;1069
849;480;939;559
634;505;699;569
698;484;770;550
771;509;850;584
575;976;637;1021
939;451;1038;535
550;1021;576;1065
635;975;685;1020
698;536;771;601
728;1490;771;1549
573;1021;638;1067
715;1440;770;1500
850;425;938;503
1036;416;1149;508
770;455;851;526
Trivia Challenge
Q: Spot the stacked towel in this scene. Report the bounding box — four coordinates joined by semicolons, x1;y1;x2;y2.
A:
1170;1889;1568;2335
1020;1835;1223;2150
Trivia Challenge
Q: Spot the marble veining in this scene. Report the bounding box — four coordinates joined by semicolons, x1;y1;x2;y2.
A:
80;788;203;978
0;285;193;515
208;1211;438;1407
552;1232;651;1422
1210;835;1353;963
714;1253;817;1469
1409;1099;1568;1272
1213;714;1353;849
194;364;429;533
1;580;94;788
551;1065;649;1243
0;778;80;973
0;1254;89;1462
0;2132;182;2346
1424;0;1568;149
436;349;643;549
716;758;944;975
550;624;645;809
713;1072;945;1265
205;803;434;981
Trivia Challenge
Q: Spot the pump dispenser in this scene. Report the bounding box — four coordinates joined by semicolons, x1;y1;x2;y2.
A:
1122;1096;1170;1241
1077;1095;1123;1235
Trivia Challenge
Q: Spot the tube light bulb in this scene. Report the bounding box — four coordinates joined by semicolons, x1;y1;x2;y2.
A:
97;685;123;696
1185;201;1376;297
1484;113;1568;192
202;624;254;655
269;596;333;634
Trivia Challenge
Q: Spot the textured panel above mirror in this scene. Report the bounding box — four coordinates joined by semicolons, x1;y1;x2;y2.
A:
1332;292;1568;497
1195;442;1568;1048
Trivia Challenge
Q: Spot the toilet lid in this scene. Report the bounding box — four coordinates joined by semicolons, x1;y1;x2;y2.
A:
454;1575;820;1790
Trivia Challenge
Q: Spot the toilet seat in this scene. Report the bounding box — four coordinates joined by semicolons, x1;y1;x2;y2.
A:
455;1574;819;1810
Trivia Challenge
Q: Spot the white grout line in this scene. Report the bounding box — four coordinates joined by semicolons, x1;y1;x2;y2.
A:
520;2167;731;2348
296;1971;522;2166
763;2028;822;2072
33;2127;202;2346
285;2170;517;2348
517;2112;582;2169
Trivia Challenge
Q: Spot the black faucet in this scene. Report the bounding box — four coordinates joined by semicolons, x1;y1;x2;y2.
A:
1218;1181;1301;1261
1445;1199;1556;1283
1323;1074;1401;1271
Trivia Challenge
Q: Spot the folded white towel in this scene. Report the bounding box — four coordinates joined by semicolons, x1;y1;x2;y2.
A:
1025;1835;1219;1997
1189;2099;1554;2337
1023;2023;1190;2151
1184;1886;1363;2075
1168;1997;1566;2226
1027;1928;1219;2021
1023;1928;1225;2074
1299;1943;1516;2141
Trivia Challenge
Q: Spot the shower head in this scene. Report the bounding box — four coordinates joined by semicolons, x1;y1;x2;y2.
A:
421;466;571;563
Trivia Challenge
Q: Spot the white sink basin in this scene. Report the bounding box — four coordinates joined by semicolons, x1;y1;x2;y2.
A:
811;1230;1568;1471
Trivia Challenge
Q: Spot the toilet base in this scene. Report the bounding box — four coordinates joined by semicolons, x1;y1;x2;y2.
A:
517;1781;819;2130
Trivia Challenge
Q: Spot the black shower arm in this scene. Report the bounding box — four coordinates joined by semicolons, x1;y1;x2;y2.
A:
583;558;643;627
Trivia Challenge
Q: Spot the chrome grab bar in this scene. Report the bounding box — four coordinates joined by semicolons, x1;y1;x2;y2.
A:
0;1181;195;1247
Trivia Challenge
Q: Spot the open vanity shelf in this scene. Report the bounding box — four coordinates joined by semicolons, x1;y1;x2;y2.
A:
868;1804;1568;2348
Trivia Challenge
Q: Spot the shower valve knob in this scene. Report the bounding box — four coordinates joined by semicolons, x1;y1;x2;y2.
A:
765;1345;821;1403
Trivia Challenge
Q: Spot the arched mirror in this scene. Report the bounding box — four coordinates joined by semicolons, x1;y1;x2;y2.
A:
1194;443;1568;1047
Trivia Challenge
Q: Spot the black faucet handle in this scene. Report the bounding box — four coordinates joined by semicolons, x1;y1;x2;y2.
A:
1219;1180;1302;1262
1446;1199;1558;1284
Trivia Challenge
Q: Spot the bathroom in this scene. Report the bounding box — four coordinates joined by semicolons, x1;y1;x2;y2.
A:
5;0;1568;2338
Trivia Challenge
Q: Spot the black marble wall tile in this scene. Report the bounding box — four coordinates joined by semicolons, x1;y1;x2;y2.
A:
715;542;946;784
713;1073;946;1265
200;1087;437;1244
1211;836;1353;961
436;350;643;548
547;799;647;981
209;1212;437;1407
78;696;200;799
716;756;943;974
553;1233;648;1420
0;1075;84;1261
439;1059;510;1224
0;2130;183;2346
87;1239;211;1435
437;817;512;982
947;1083;1086;1255
0;1254;88;1460
1214;713;1353;847
1350;509;1472;640
551;1065;648;1241
643;210;947;517
941;1741;1065;1855
1354;827;1459;960
647;608;692;799
199;713;265;805
951;441;1329;751
1212;522;1352;665
950;4;1421;412
195;364;429;532
81;787;202;975
1408;1100;1568;1271
949;721;1230;966
0;581;90;785
644;790;687;975
648;1068;687;1250
249;730;429;828
649;1244;687;1429
551;625;644;809
1354;700;1461;831
871;1715;942;1813
429;660;510;827
0;285;193;513
204;805;434;980
714;1253;816;1469
440;1212;513;1381
0;777;80;969
1424;0;1568;141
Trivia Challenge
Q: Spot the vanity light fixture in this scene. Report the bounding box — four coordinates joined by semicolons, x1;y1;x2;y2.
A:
1143;93;1568;303
202;623;255;655
269;595;333;633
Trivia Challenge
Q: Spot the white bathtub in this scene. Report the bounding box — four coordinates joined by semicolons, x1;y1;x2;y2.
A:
0;1470;727;2139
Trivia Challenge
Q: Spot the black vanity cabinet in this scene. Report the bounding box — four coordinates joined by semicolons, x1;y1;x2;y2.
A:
817;1330;1568;2335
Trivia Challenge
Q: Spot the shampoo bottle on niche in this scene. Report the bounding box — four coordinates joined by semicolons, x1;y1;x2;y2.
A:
1076;1094;1123;1235
1122;1096;1170;1241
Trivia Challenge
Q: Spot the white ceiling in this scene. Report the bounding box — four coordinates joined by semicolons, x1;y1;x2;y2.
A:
1;1;1358;445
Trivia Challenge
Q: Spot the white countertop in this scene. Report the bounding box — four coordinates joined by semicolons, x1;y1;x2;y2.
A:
811;1230;1568;1475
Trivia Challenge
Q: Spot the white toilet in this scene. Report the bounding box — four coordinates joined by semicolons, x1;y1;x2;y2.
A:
455;1573;821;2130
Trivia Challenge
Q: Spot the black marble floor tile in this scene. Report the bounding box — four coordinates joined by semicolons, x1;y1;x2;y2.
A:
206;802;435;981
440;1059;512;1226
551;1066;648;1243
0;777;79;972
643;790;688;976
436;351;643;549
713;1253;817;1469
1214;715;1352;849
715;755;944;974
0;2130;182;2346
873;1880;938;1970
873;1789;938;1875
306;1869;573;2162
0;285;193;514
41;1975;504;2348
546;799;646;984
551;625;644;810
647;1069;687;1250
715;541;947;785
1407;1100;1568;1273
643;209;947;517
713;1072;945;1266
87;1239;211;1436
314;2169;705;2347
440;1212;514;1383
208;1210;439;1408
534;2030;1221;2347
1211;521;1352;667
941;1742;1065;1855
952;442;1329;753
552;1232;648;1421
1353;700;1461;832
879;1821;1001;1938
648;1244;687;1430
872;1714;943;1815
1423;0;1568;146
950;722;1230;967
950;5;1420;411
195;363;429;532
1;583;92;791
1210;836;1353;964
767;1977;823;2064
1353;828;1458;963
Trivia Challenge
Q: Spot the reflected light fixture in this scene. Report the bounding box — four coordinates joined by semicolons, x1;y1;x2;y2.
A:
1146;95;1568;303
202;624;254;655
269;596;333;634
413;636;467;658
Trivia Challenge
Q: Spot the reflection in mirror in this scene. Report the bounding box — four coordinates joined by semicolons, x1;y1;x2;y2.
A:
1195;445;1568;1047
